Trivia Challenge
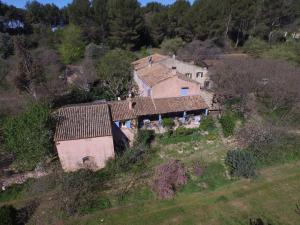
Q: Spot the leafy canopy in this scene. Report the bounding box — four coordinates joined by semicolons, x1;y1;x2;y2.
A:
3;104;53;171
58;24;85;64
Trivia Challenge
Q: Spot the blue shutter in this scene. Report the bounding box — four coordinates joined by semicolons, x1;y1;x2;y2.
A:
125;120;131;128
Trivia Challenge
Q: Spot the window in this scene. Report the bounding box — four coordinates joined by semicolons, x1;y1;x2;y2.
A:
180;87;189;96
196;72;203;78
147;89;151;96
185;73;192;78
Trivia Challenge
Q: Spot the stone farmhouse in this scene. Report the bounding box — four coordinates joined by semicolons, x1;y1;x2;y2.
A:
54;54;214;172
54;96;208;171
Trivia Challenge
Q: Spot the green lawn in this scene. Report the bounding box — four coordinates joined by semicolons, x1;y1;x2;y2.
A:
65;161;300;225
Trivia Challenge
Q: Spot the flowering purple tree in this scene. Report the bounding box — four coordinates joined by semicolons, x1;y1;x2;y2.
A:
152;160;188;199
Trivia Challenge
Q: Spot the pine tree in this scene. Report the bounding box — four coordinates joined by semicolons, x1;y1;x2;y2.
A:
107;0;144;50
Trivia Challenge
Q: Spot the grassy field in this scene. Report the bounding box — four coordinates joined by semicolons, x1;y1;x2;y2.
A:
66;161;300;225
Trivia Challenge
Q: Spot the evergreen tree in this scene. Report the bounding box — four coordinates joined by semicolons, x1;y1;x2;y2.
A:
107;0;144;49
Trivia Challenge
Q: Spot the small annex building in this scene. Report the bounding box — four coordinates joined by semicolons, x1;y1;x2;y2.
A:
54;96;209;172
54;104;115;172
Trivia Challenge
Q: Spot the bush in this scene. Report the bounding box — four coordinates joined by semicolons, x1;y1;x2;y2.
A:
160;37;185;55
219;112;236;137
152;160;187;199
174;126;195;136
225;149;256;178
58;24;85;64
3;104;53;171
0;205;17;225
135;130;155;147
162;118;175;129
58;169;109;215
199;116;215;131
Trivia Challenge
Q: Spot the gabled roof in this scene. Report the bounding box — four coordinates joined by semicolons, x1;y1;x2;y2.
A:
133;54;200;87
54;104;112;142
132;53;168;70
54;95;208;141
135;63;174;87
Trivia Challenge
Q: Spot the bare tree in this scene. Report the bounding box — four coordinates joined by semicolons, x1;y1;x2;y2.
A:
211;57;300;114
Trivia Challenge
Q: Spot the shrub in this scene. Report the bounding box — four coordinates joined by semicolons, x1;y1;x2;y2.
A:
219;112;236;137
152;160;187;199
162;118;175;129
199;116;215;131
58;24;85;64
3;104;53;171
58;169;109;215
135;130;155;147
0;205;17;225
174;126;195;136
225;149;256;178
160;37;185;55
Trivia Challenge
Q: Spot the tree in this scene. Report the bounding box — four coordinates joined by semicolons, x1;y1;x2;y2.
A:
146;9;168;46
160;37;185;55
58;24;85;64
225;149;256;178
167;0;191;39
13;36;45;99
107;0;144;49
0;205;17;225
3;103;53;171
96;49;134;99
92;0;108;41
0;32;13;58
67;0;92;25
25;1;61;26
152;159;188;199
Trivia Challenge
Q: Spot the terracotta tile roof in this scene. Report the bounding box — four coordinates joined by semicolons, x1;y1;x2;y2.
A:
108;100;136;121
136;63;174;87
132;53;168;70
54;96;208;141
154;95;208;114
108;95;208;121
54;104;112;141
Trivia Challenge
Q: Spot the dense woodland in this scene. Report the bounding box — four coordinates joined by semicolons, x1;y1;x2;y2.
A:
0;1;300;224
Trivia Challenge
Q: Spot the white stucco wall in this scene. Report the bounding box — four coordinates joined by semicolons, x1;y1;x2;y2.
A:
56;136;115;172
161;58;209;87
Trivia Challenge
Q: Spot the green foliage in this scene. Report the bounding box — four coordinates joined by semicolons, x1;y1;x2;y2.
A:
174;127;195;136
199;116;216;132
225;149;256;178
252;135;300;167
0;59;9;89
135;130;155;147
0;205;17;225
162;118;175;129
160;37;185;55
96;49;135;99
262;41;300;64
244;37;300;64
107;0;144;49
58;24;85;64
219;112;236;137
3;104;53;171
243;37;270;56
0;33;13;59
182;163;230;193
0;184;24;203
59;169;110;215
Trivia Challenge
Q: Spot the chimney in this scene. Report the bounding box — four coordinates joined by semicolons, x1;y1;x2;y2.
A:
128;94;136;110
148;56;153;67
171;66;177;75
